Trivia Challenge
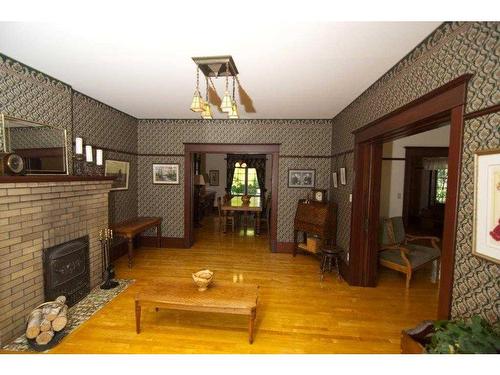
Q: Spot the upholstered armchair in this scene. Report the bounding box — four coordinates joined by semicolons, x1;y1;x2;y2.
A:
379;217;441;288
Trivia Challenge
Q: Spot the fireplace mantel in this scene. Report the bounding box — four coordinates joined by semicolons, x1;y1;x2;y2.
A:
0;175;114;183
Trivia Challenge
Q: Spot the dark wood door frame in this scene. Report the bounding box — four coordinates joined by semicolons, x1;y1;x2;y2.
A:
184;143;280;252
348;74;471;319
402;146;449;228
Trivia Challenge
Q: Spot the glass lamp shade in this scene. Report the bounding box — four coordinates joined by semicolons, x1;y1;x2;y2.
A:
220;91;232;113
228;101;239;119
201;102;213;119
75;137;83;155
85;145;93;163
96;149;103;166
190;90;204;112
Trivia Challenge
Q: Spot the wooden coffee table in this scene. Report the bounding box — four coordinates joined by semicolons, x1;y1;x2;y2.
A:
135;279;259;343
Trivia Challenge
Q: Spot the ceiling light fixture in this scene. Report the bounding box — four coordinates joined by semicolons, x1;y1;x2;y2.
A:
191;55;241;119
228;76;239;119
220;62;232;113
200;76;213;120
190;67;204;112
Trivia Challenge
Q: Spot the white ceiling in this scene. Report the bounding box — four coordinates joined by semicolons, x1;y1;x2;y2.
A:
0;22;441;119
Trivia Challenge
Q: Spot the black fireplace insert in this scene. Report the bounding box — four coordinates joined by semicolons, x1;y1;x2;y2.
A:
42;235;90;307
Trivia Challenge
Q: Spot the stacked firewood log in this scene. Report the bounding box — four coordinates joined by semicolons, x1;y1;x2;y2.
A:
25;296;69;345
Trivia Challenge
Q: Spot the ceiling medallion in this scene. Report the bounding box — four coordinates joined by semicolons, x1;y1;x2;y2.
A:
190;55;239;120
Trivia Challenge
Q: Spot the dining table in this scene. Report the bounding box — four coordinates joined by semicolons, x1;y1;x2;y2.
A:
222;196;262;235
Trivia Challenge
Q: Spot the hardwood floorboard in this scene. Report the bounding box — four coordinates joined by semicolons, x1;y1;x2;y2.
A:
3;215;438;354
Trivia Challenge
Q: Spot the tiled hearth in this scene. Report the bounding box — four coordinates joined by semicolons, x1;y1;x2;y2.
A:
0;177;113;346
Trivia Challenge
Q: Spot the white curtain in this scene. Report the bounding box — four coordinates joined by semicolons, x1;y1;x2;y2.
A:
422;157;448;170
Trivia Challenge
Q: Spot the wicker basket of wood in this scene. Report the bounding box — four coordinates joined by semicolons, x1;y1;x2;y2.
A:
25;295;69;350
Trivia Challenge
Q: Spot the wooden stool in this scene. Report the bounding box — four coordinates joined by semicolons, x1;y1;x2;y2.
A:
319;245;342;281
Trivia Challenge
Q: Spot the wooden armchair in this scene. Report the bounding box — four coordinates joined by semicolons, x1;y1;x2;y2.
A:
379;217;441;288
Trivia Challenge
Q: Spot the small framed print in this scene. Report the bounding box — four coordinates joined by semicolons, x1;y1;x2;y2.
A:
208;170;219;186
153;163;179;184
105;160;129;191
473;149;500;264
340;167;347;185
332;172;338;188
288;169;315;188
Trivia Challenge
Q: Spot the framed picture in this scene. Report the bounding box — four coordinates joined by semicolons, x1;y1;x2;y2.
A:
340;167;347;185
332;172;338;188
105;160;129;191
473;149;500;264
208;170;219;186
153;163;179;184
288;169;315;188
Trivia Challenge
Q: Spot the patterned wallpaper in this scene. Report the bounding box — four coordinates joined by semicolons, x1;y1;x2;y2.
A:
72;92;138;224
330;21;500;323
9;126;66;149
72;92;137;154
453;112;499;323
137;119;333;241
0;53;73;172
0;54;138;224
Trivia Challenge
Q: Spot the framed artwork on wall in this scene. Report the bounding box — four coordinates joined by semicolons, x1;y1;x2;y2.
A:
105;160;129;191
473;149;500;264
208;170;219;186
288;169;315;188
153;163;179;184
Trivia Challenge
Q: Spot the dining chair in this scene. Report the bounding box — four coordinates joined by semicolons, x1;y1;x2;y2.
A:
259;195;271;233
217;196;236;232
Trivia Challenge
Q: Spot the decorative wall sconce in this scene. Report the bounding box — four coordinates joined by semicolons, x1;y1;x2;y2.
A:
75;137;83;158
73;137;104;177
96;149;103;166
85;145;93;163
339;167;347;185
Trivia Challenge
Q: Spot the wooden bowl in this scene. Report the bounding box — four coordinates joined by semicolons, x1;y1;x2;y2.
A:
192;269;214;291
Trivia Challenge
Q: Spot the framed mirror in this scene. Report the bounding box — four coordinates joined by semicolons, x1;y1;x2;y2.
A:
1;114;69;175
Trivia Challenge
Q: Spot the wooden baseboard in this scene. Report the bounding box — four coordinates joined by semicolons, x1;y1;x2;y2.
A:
140;236;188;248
276;242;294;253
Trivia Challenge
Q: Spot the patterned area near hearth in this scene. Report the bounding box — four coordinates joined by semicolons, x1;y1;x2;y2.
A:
2;279;134;352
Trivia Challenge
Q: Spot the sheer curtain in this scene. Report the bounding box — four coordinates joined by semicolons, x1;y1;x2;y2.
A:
422;157;448;170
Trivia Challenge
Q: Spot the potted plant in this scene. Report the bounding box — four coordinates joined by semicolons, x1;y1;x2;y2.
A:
401;316;500;354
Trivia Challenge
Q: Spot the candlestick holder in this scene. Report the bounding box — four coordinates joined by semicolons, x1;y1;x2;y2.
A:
98;228;119;289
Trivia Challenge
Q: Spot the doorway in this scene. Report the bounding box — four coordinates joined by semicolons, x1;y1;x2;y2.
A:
184;144;279;252
348;74;471;319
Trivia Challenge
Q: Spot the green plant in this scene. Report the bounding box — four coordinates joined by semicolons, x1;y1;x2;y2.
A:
426;316;500;354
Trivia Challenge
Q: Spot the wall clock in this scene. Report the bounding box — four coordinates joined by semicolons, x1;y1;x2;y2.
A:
311;188;327;203
0;153;24;175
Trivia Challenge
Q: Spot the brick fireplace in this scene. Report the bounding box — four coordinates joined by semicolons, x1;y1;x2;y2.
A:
0;177;114;346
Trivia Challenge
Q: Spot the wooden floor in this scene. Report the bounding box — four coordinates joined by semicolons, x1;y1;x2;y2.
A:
13;216;439;354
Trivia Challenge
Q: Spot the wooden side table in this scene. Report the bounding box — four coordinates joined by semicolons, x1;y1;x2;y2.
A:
112;216;162;268
319;245;343;281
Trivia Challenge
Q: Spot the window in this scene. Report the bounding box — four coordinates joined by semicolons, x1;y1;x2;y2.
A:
231;167;261;196
434;168;447;204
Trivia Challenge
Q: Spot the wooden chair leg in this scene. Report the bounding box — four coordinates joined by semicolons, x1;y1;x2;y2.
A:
405;269;412;289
